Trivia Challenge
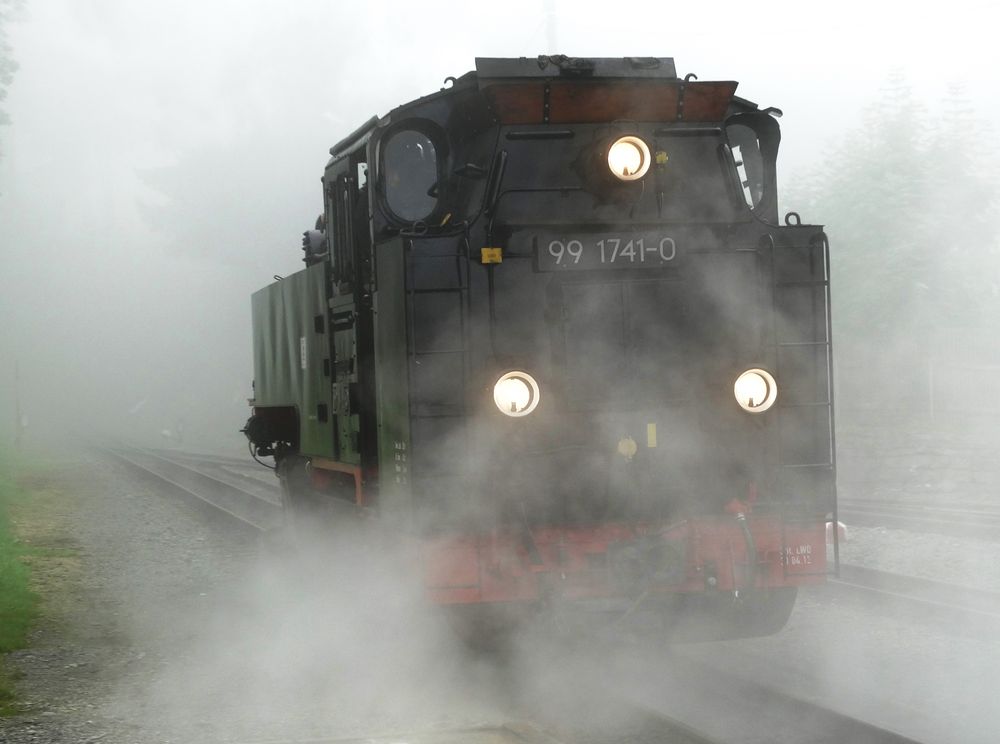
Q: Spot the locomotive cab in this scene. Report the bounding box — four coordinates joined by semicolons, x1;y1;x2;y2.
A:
246;56;837;640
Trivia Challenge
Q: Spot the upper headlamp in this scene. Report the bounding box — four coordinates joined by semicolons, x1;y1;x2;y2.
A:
607;136;651;181
493;371;540;417
734;368;778;413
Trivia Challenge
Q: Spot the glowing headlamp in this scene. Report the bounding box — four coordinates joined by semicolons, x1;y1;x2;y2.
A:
734;368;778;413
493;371;540;417
607;136;651;181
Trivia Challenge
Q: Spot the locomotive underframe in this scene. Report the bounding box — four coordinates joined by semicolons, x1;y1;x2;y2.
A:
423;517;826;605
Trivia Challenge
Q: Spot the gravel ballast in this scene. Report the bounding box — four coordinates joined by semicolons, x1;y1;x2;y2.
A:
0;454;502;743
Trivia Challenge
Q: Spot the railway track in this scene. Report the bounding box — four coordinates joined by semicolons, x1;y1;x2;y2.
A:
102;446;928;744
829;564;1000;634
149;453;1000;536
108;447;1000;625
224;719;723;744
617;654;922;744
839;497;1000;541
227;723;574;744
104;445;282;530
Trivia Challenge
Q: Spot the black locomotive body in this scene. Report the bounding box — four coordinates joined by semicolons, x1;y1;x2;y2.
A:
245;56;836;636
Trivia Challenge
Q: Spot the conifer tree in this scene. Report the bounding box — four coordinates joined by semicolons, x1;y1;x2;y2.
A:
790;73;999;352
0;0;23;163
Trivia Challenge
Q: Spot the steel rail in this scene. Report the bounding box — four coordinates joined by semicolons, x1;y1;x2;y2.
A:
841;497;1000;516
167;455;283;504
621;652;924;744
831;563;1000;628
143;448;287;504
838;499;1000;541
102;446;281;531
150;448;262;467
225;723;571;744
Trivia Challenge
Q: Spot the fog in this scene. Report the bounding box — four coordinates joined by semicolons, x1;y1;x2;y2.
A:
1;0;997;450
3;2;1000;743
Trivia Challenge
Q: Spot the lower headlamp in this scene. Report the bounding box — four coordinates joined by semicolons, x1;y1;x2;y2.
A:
734;368;778;413
493;371;540;417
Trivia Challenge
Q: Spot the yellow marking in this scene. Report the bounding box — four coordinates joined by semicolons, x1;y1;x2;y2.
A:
481;247;503;264
647;422;657;448
440;212;452;226
655;151;669;165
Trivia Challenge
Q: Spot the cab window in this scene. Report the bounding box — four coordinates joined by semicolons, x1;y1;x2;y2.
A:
726;123;764;209
382;129;438;222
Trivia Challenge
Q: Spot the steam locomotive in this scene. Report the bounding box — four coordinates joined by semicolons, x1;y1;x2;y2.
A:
244;56;837;639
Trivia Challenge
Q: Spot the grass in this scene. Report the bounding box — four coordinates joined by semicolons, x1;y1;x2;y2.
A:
0;450;41;715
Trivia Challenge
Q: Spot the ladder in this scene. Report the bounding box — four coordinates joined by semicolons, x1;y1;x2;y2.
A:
404;234;472;478
768;230;839;575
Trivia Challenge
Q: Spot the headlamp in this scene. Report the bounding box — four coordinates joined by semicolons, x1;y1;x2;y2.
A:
607;136;651;181
493;371;540;417
734;368;778;413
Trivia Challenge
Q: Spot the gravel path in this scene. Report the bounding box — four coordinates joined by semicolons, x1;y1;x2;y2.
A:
837;416;1000;506
0;453;255;743
838;526;1000;593
836;417;1000;593
0;453;504;743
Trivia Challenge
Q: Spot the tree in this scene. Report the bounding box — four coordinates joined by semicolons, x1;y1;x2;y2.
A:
920;84;1000;333
787;73;1000;411
0;0;23;162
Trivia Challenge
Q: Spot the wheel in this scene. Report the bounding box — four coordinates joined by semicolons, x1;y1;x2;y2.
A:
275;455;348;543
738;585;798;637
443;604;523;657
654;586;798;642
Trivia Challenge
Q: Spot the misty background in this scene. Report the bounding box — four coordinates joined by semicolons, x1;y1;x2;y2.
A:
1;0;998;453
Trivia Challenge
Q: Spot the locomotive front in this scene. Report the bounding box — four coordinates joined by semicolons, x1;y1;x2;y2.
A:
245;57;837;638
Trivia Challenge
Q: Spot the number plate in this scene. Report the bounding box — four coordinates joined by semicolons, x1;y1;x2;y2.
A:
535;234;679;271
